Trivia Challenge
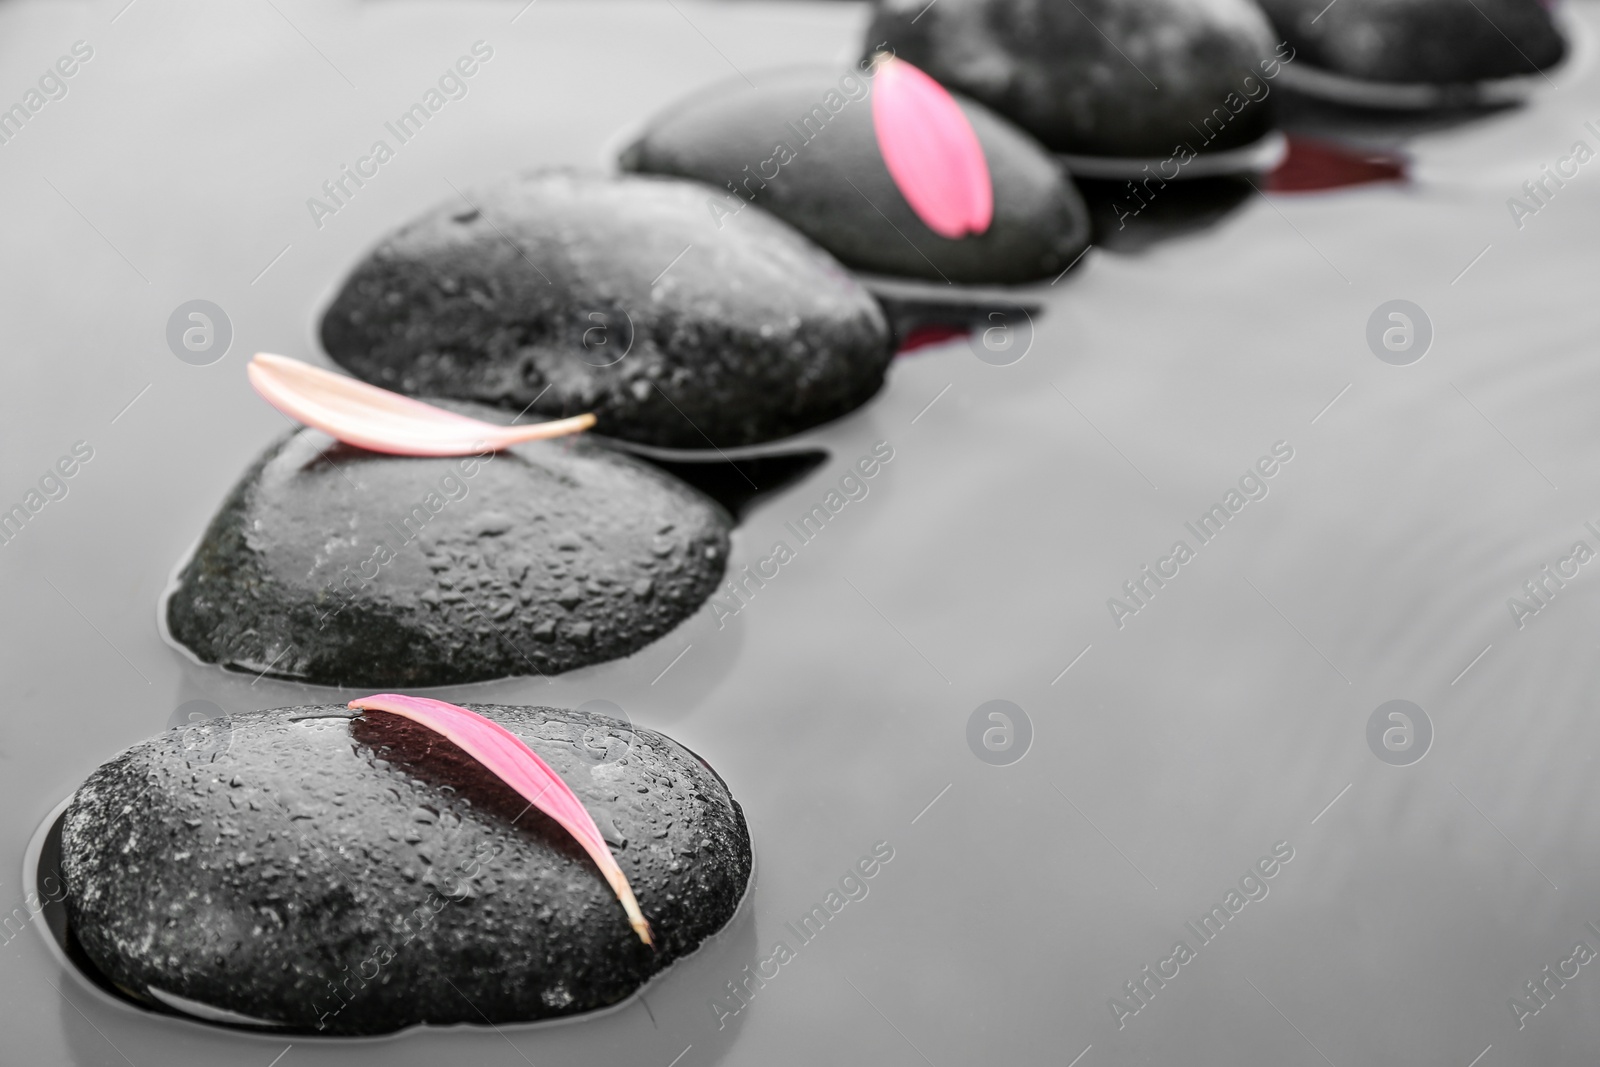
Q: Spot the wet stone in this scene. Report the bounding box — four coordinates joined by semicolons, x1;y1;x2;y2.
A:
1256;0;1565;85
61;704;753;1035
620;66;1092;284
320;171;892;450
865;0;1279;159
165;424;730;687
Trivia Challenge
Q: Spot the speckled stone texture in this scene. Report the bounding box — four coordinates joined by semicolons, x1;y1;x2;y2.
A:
865;0;1278;158
619;66;1091;284
165;424;729;687
60;704;753;1035
319;171;891;450
1257;0;1565;84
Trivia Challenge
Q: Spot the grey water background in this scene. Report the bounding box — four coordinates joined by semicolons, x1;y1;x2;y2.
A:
2;0;1600;1064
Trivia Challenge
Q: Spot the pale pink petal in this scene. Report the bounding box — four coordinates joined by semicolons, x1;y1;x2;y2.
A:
349;694;653;946
248;353;594;457
871;55;994;239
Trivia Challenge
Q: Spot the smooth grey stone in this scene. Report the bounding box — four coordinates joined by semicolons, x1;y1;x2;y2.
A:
165;423;729;687
864;0;1279;158
1258;0;1565;85
320;171;892;450
61;703;753;1035
620;66;1091;284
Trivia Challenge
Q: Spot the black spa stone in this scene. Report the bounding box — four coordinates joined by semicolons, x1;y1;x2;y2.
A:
864;0;1278;159
165;423;729;687
619;66;1091;285
1255;0;1564;85
60;704;753;1035
319;171;891;450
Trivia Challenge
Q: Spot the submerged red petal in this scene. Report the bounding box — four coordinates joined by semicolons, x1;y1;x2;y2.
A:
349;694;653;946
871;55;994;239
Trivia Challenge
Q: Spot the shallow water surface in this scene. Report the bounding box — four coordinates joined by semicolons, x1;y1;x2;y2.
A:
4;1;1600;1064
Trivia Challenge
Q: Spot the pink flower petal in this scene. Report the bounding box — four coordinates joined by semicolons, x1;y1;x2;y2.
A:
248;353;595;457
871;55;994;239
349;694;653;946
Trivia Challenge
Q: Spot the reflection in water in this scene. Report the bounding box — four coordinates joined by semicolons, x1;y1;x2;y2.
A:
1265;136;1408;192
876;293;1045;356
1274;85;1520;149
896;321;973;354
644;451;829;522
1076;175;1255;252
